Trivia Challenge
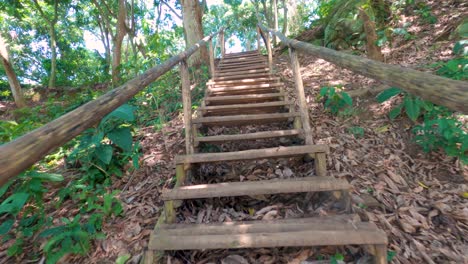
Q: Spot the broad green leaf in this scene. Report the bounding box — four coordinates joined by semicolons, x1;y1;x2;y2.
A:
0;218;14;235
104;104;135;122
0;180;13;199
107;127;133;152
95;145;113;164
377;87;402;103
0;192;29;215
389;103;403;120
319;87;328;97
341;92;353;106
404;97;420;121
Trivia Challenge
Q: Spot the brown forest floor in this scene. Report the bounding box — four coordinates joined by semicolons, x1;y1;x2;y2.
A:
1;1;467;263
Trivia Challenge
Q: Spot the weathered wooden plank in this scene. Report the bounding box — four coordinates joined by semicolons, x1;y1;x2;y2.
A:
259;24;468;113
209;88;279;96
215;68;270;77
214;73;274;81
175;145;329;164
157;217;379;236
209;83;282;91
218;60;267;68
207;77;280;86
195;129;301;143
221;55;265;62
290;48;314;145
205;92;284;103
216;64;269;72
200;101;291;110
161;177;351;200
193;112;299;126
209;41;215;78
180;59;194;155
150;229;388;250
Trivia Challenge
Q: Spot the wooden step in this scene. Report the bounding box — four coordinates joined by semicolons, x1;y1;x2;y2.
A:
216;64;269;72
199;101;291;116
220;57;265;64
175;145;329;164
205;92;284;105
208;87;279;96
224;51;259;58
209;83;282;90
192;112;299;126
214;73;273;81
215;68;270;77
149;215;388;250
195;129;301;144
218;60;266;67
161;177;350;201
207;77;280;86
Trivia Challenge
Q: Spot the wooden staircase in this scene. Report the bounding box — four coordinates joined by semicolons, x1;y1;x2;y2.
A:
147;50;388;263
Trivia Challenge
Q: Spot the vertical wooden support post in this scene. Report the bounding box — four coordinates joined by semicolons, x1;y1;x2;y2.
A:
220;30;225;58
209;40;215;79
289;47;313;145
257;27;261;51
315;152;327;177
180;59;194;155
373;244;388;264
265;32;273;73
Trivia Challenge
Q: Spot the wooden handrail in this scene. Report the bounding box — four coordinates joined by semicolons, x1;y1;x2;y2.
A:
258;24;468;113
0;29;224;186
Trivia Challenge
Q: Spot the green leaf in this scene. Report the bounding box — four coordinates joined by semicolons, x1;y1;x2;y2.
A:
0;192;30;215
95;145;113;164
0;180;13;199
104;104;135;122
39;226;67;238
376;87;402;103
28;171;64;182
107;127;133;152
0;218;14;235
319;87;328;97
340;92;353;106
404;96;421;121
116;254;131;264
389;103;403;120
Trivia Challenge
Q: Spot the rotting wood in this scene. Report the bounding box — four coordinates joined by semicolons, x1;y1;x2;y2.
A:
258;24;468;113
0;29;223;185
161;177;351;200
150;229;388;250
289;47;314;145
175;145;329;164
195;129;301;143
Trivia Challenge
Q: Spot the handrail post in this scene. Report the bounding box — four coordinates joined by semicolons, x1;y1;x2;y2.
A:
257;26;261;50
180;59;194;154
289;47;313;145
209;40;215;78
265;32;273;73
220;29;225;58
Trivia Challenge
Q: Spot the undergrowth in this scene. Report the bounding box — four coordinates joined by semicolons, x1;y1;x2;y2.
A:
0;65;210;262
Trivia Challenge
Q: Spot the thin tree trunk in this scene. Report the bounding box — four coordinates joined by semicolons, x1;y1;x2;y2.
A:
282;0;288;35
0;35;26;108
112;0;127;84
48;26;57;89
272;0;278;45
359;8;383;62
261;0;271;28
181;0;208;67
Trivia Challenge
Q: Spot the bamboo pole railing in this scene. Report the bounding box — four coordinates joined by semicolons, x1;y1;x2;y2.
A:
0;28;224;186
258;24;468;113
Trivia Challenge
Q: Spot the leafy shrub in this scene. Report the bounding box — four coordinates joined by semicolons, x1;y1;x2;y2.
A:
67;104;140;186
347;126;365;138
318;86;353;115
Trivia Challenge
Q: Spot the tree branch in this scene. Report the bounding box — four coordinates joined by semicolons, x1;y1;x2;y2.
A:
161;0;182;20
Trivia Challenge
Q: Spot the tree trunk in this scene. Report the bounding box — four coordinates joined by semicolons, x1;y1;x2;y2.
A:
48;25;57;89
0;35;26;108
181;0;208;67
272;0;278;45
112;0;127;84
359;8;383;62
261;0;272;29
